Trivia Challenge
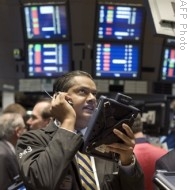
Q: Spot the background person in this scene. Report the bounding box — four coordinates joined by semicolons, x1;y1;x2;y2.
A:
131;113;167;190
3;103;29;129
16;70;144;190
26;99;52;130
3;103;27;117
0;113;26;190
153;149;175;190
155;149;175;172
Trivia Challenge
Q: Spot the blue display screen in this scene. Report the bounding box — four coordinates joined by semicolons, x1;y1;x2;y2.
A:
23;3;69;40
93;42;141;79
26;42;71;77
95;4;145;41
17;185;26;190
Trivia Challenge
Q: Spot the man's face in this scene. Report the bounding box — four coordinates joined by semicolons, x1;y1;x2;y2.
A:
67;76;97;130
27;102;50;130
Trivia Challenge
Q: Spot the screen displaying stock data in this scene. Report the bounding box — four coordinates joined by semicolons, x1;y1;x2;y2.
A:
93;42;141;79
26;42;71;77
95;4;145;41
160;47;175;82
23;3;70;40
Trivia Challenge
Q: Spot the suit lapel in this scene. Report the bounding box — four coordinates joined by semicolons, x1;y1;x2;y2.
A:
94;157;107;182
0;140;19;175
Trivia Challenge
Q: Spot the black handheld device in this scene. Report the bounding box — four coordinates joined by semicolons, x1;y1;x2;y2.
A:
8;175;26;190
81;93;140;162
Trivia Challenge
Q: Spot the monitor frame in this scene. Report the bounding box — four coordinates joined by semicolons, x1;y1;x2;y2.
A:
92;41;143;80
94;2;146;42
158;38;175;83
24;41;72;78
21;1;71;41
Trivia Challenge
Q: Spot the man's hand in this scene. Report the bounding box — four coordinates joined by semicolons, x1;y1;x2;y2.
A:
106;123;135;166
50;92;76;131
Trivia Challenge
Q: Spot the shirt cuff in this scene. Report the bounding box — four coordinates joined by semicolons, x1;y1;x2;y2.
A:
118;154;136;167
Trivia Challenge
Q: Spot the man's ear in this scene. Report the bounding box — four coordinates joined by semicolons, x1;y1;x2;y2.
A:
15;126;25;138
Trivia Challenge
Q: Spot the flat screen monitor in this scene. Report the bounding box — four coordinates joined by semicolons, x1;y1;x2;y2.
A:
26;42;71;78
159;38;175;82
141;101;171;136
22;2;70;40
95;3;145;41
93;42;141;79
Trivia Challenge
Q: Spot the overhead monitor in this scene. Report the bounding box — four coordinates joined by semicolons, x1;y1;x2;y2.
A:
25;42;71;78
22;2;70;40
141;101;171;136
95;3;145;41
92;42;141;79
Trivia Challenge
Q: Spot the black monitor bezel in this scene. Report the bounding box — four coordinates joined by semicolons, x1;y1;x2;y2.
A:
21;1;71;41
24;41;72;78
94;2;146;42
92;41;143;80
158;38;175;83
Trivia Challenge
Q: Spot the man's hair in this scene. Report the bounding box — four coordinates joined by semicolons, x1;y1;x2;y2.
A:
36;100;52;120
53;70;93;93
0;113;25;140
131;113;143;134
3;103;26;117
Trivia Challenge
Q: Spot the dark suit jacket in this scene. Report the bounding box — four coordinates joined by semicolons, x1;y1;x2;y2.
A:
155;149;175;171
0;140;19;190
16;121;144;190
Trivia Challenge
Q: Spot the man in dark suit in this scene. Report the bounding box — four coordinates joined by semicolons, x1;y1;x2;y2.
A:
153;149;175;190
0;113;26;190
155;149;175;171
16;70;144;190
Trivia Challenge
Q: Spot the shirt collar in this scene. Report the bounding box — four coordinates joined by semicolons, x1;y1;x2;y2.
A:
5;140;15;154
